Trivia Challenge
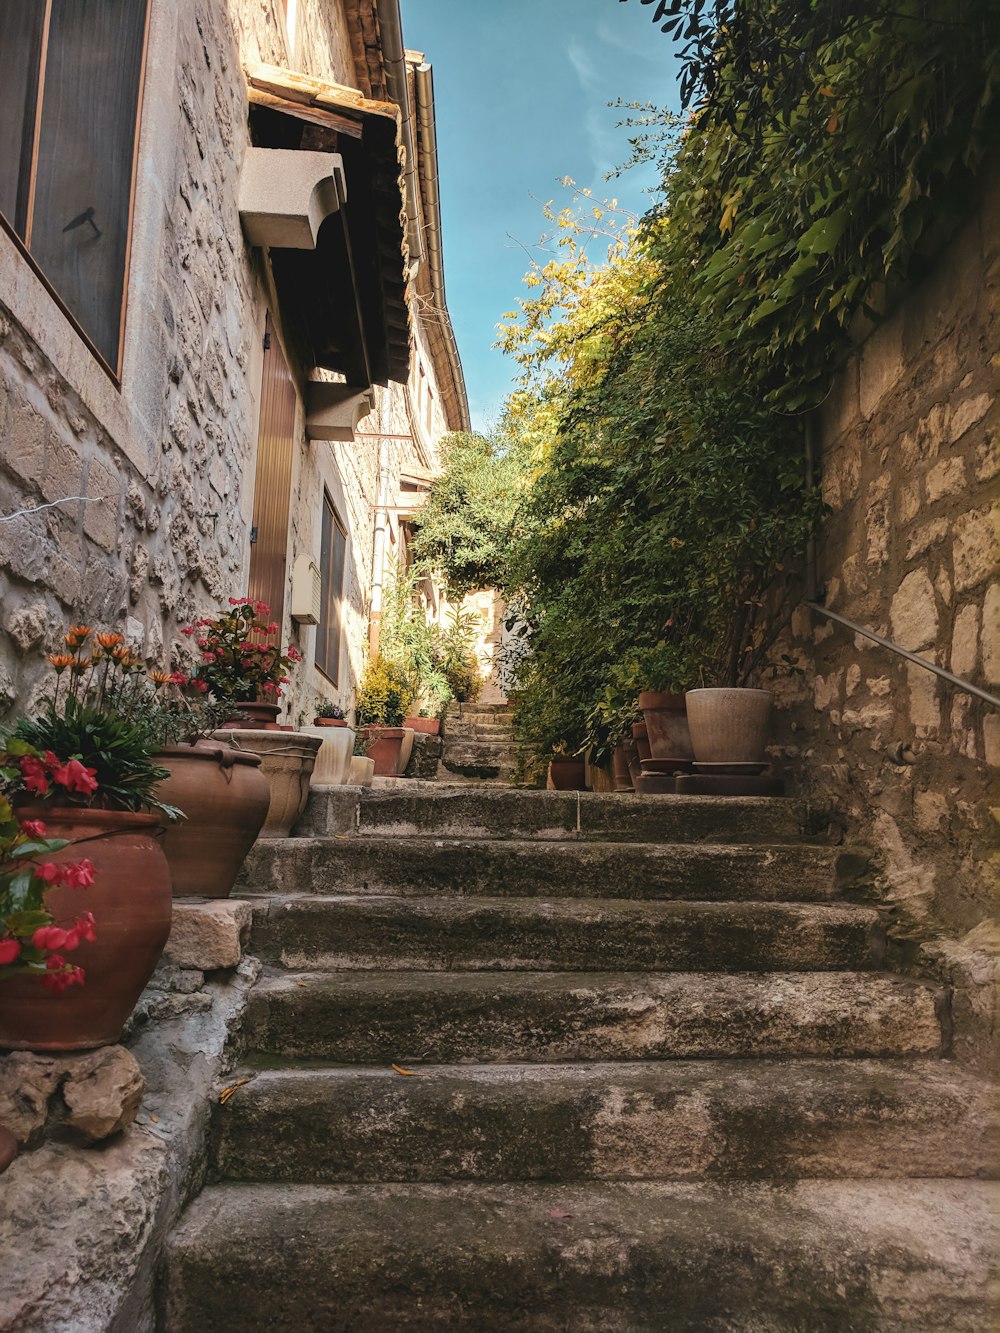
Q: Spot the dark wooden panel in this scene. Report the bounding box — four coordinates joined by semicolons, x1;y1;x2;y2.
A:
248;316;298;626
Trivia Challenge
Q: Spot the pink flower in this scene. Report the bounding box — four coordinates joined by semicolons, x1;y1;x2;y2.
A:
19;819;47;838
51;759;99;795
0;938;21;966
41;960;85;994
181;626;196;636
62;860;95;890
170;671;189;685
19;756;49;795
35;863;65;885
33;925;69;951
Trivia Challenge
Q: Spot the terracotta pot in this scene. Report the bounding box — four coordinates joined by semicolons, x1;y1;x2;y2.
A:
0;808;172;1051
548;758;587;791
359;727;407;777
404;716;441;736
685;688;774;764
153;744;271;898
631;722;652;762
313;717;348;728
213;730;321;838
224;702;281;730
613;742;635;792
590;762;616;793
349;756;375;787
301;726;356;786
639;690;693;761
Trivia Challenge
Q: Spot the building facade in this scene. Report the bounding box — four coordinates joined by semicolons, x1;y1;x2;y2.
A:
0;0;467;726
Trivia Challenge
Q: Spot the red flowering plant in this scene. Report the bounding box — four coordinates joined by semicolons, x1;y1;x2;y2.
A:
181;599;302;705
0;745;97;992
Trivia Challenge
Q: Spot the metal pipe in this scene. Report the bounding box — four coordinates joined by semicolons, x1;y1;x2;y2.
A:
806;601;1000;709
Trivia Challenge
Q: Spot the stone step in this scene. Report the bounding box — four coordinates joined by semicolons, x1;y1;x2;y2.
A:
310;788;811;842
164;1179;999;1331
213;1059;1000;1185
246;896;884;974
240;836;848;902
442;721;515;737
243;970;943;1063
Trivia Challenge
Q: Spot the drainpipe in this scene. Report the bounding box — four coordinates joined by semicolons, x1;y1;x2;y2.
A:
378;0;424;275
369;434;392;655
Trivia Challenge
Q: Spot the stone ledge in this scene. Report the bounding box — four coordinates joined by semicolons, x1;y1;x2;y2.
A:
165;899;252;972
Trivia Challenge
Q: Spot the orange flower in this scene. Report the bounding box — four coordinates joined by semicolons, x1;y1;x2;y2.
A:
48;654;74;672
149;670;173;685
69;657;92;673
95;632;124;650
68;625;92;640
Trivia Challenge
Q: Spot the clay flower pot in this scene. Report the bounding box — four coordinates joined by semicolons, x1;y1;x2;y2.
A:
613;742;635;792
313;717;348;728
301;726;356;786
548;758;587;791
685;688;774;763
213;730;321;838
359;727;407;777
631;722;651;762
153;743;271;898
0;808;172;1051
638;690;693;761
404;716;441;736
224;702;281;730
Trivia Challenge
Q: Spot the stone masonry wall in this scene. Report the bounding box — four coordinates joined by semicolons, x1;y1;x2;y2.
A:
772;172;999;948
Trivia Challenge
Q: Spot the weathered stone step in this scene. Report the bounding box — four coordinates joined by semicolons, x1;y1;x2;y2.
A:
247;896;883;974
213;1059;1000;1185
295;787;813;841
164;1179;999;1331
241;837;847;902
243;970;943;1063
442;722;515;738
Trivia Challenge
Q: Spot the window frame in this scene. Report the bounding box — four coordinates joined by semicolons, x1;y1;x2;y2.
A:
315;490;348;687
0;0;152;386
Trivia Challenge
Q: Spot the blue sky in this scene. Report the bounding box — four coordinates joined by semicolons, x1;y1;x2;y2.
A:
400;0;680;431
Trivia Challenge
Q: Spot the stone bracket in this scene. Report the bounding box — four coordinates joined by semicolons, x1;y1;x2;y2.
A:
238;147;347;250
305;382;376;441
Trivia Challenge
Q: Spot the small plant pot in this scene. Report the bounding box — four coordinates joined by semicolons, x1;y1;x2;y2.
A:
613;741;635;792
224;702;282;730
154;743;271;898
313;717;348;728
404;716;441;736
639;690;693;761
213;729;321;837
359;727;407;777
349;756;375;787
301;726;356;786
685;688;774;764
0;808;172;1051
548;758;587;791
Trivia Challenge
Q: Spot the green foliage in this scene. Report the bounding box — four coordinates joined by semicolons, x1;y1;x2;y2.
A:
436;607;485;705
377;568;453;717
354;656;414;728
411;430;530;597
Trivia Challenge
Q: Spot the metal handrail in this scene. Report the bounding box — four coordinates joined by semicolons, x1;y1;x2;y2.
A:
806;601;1000;710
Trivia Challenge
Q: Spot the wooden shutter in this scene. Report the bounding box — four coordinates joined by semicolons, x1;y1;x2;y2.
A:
248;316;297;625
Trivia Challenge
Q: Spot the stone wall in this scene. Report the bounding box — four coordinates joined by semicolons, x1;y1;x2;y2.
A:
772;172;999;948
0;0;446;728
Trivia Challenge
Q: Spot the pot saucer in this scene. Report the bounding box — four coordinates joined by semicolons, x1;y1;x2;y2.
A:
693;761;769;776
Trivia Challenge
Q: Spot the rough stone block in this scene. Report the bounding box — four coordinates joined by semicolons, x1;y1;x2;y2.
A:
40;432;83;507
948;392;993;443
906;663;940;735
984;715;1000;769
166;899;252;971
890;569;937;650
859;313;904;419
61;1046;145;1143
950;603;981;679
905;516;949;561
83;457;121;552
924;457;967;504
982;584;1000;687
5;402;47;485
953;505;1000;592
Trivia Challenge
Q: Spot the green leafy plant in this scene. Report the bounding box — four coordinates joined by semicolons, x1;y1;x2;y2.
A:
354;656;414;728
314;701;345;721
437;607;484;705
182;599;303;704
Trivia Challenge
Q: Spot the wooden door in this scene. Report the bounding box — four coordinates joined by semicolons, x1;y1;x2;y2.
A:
248;315;297;623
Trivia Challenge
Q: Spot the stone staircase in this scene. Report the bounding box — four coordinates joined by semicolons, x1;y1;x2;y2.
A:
163;788;999;1330
437;701;520;783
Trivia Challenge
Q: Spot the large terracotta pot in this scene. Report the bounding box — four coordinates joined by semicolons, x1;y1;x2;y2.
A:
224;702;281;730
685;688;774;763
359;727;407;777
153;744;271;898
639;690;694;761
631;722;651;762
548;758;587;791
301;726;356;786
404;716;441;736
213;730;321;838
0;808;172;1051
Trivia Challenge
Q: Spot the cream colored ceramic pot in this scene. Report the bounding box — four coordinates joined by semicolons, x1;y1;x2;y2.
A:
212;729;322;837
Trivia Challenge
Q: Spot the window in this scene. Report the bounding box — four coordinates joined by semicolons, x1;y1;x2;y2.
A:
317;494;347;684
0;0;150;374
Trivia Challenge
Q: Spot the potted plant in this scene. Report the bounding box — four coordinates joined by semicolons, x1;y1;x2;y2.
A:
181;598;302;728
547;745;587;791
1;628;175;1048
349;728;376;788
302;700;356;787
355;655;414;776
313;702;347;728
437;607;484;704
